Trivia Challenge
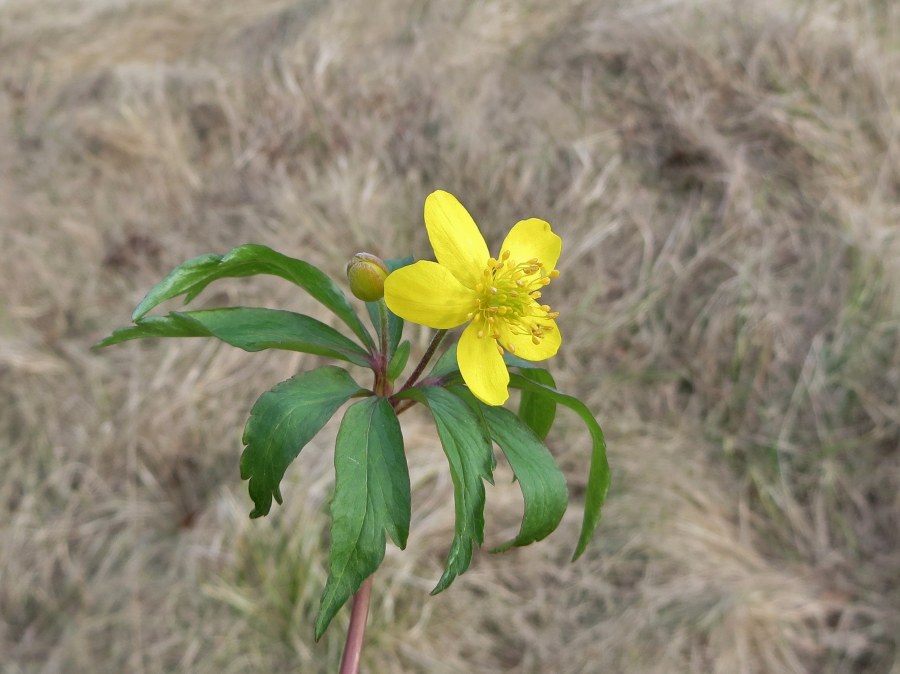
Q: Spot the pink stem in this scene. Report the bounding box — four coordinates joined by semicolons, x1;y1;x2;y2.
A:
338;575;374;674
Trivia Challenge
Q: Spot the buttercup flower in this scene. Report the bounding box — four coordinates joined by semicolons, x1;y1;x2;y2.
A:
385;190;561;405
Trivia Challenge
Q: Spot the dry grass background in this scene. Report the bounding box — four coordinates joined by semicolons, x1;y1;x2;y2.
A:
1;0;899;672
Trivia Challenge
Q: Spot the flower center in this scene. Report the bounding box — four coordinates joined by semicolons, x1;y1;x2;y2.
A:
467;249;560;354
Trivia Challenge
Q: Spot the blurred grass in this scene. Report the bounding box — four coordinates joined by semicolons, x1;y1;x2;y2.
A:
1;0;899;672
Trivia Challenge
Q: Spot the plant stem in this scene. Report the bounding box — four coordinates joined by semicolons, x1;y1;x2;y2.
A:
373;301;392;397
377;301;389;364
338;575;373;674
399;329;447;391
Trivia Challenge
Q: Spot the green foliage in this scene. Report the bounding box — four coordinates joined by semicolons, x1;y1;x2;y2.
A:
387;340;410;381
396;386;494;593
241;367;366;518
96;308;372;366
316;397;410;639
131;243;374;349
366;300;404;357
508;373;610;560
460;391;568;552
516;368;557;441
98;243;609;638
428;340;460;379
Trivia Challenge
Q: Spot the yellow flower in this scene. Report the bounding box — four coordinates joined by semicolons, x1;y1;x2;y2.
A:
384;190;561;405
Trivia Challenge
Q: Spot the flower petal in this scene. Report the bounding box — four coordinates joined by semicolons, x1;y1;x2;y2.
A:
458;321;509;405
498;314;561;361
500;218;561;272
384;261;475;329
424;191;490;289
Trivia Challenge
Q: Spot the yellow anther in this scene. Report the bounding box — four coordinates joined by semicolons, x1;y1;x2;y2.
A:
508;344;516;353
549;269;560;278
468;243;561;353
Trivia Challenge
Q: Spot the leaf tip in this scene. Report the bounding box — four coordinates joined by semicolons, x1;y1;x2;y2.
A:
92;337;112;350
489;541;515;554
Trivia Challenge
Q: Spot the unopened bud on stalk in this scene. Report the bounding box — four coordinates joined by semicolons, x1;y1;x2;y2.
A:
346;253;389;301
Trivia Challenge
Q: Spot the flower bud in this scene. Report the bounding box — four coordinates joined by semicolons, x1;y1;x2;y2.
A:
346;253;389;301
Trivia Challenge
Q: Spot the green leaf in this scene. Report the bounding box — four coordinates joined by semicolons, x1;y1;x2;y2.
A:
365;299;404;357
387;340;410;381
508;374;610;560
517;368;557;440
96;308;373;367
131;243;374;349
429;340;459;378
395;386;493;593
478;402;568;551
315;397;410;639
240;366;366;518
449;386;567;551
384;256;415;273
502;352;533;369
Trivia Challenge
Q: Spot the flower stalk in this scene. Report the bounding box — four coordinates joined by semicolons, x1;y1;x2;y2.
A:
399;329;447;392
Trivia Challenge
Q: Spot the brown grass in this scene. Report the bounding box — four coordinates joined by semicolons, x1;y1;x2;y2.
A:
2;0;898;671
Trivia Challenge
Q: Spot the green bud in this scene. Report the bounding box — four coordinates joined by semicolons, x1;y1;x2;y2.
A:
346;253;389;302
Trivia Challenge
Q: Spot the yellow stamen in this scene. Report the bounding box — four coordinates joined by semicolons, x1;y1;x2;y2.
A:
467;247;561;349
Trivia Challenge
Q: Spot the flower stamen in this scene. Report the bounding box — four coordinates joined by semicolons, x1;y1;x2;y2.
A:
469;254;560;350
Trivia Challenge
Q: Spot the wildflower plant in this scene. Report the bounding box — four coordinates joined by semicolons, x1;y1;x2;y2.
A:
97;190;609;669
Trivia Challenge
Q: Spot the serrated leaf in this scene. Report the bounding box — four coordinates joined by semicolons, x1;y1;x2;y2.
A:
395;386;493;594
240;367;366;518
508;374;610;560
517;368;557;440
387;340;410;381
96;308;372;367
315;397;410;639
131;243;374;349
